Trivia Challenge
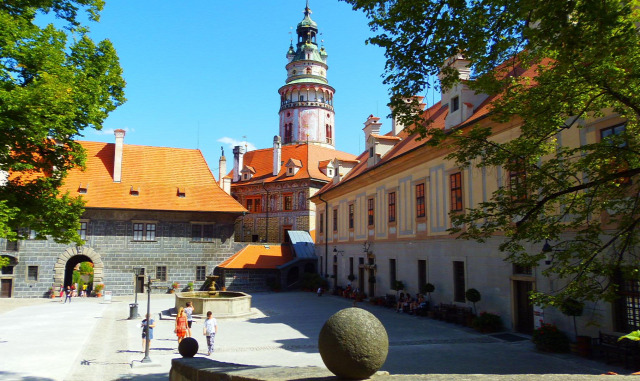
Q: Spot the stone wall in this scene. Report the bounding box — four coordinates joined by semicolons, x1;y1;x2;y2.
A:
218;269;279;293
0;209;242;298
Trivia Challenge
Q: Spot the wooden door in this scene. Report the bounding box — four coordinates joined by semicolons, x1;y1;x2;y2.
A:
1;279;12;298
514;280;534;334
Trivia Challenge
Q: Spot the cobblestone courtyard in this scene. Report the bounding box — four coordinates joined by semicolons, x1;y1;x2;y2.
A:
0;292;633;380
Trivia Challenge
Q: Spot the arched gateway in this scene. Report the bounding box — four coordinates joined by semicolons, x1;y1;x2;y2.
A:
53;246;103;287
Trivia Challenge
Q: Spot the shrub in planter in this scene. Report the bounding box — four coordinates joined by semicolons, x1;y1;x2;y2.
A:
465;288;481;315
559;297;584;339
532;323;570;352
472;312;503;333
421;283;435;302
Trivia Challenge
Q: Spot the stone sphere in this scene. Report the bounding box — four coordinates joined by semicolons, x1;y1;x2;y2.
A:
318;307;388;379
178;337;199;358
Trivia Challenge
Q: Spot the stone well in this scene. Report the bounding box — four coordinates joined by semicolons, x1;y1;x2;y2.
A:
174;291;252;318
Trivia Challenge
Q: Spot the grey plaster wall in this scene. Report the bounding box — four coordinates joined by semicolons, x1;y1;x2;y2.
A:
0;209;243;298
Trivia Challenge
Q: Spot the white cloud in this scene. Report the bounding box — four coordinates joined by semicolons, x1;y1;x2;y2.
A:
91;127;135;136
217;137;257;152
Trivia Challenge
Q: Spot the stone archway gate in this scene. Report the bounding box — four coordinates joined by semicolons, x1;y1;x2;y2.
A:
53;246;104;286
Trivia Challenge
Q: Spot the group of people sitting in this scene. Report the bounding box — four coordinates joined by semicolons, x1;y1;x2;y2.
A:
396;292;428;315
342;283;361;299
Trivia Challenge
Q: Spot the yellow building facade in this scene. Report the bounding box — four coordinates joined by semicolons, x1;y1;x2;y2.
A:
311;59;630;335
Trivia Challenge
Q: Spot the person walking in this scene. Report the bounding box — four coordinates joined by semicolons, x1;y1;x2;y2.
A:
141;314;156;353
203;311;217;356
184;301;194;337
82;284;87;297
174;307;188;344
64;286;72;304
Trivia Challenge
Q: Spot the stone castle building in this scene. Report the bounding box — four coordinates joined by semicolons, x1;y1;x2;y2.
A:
0;130;245;298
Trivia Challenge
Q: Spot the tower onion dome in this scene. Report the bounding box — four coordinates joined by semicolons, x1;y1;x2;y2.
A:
296;2;318;48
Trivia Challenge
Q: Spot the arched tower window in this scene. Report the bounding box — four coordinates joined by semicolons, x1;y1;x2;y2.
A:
285;123;293;144
306;67;312;75
326;124;332;144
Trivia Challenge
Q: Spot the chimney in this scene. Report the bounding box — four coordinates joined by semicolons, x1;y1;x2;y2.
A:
232;145;246;182
363;115;382;140
390;96;425;136
113;129;126;183
273;136;282;176
218;154;227;188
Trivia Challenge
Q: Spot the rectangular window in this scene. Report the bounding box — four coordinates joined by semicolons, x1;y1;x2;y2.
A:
450;172;463;211
349;257;354;276
5;240;18;251
418;260;427;292
196;266;206;281
368;198;375;226
416;183;426;218
388;192;396;223
145;224;156;241
452;96;460;112
156;266;167;281
333;209;338;232
284;194;293;211
389;259;397;288
509;159;528;201
133;223;156;241
133;223;144;241
27;266;38;282
600;123;626;146
453;261;465;302
348;204;354;229
246;198;253;212
192;224;214;242
600;124;631;185
319;213;324;233
78;222;88;240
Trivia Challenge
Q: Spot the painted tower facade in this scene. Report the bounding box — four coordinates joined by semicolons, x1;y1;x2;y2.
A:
278;3;335;149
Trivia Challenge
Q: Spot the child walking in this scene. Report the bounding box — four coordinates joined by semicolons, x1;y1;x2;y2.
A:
203;311;218;356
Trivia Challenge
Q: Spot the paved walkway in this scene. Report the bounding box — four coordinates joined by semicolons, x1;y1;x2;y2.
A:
0;292;634;380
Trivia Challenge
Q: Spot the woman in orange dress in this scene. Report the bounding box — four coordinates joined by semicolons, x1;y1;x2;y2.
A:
175;307;188;343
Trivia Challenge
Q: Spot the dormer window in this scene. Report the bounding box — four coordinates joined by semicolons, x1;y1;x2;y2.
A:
130;186;139;196
451;96;460;112
284;158;302;177
288;167;294;175
177;187;186;198
78;183;88;194
328;169;333;177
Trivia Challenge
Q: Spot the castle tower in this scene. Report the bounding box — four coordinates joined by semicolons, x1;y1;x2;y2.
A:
278;1;335;149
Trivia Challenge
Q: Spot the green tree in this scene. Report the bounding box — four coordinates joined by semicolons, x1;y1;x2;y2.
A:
0;0;125;248
344;0;640;305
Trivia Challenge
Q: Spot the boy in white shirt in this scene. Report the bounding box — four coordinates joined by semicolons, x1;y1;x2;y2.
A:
203;311;218;356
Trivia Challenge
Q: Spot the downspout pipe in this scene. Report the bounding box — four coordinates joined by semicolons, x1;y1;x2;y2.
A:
318;193;329;277
262;181;269;243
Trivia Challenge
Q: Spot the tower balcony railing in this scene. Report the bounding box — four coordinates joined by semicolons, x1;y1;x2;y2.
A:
280;101;334;112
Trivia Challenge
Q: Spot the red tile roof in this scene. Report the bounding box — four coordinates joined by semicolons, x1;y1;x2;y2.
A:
218;244;294;269
231;144;357;186
61;141;246;213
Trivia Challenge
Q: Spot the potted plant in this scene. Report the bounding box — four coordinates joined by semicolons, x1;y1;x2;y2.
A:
559;297;589;356
187;282;194;292
465;288;481;315
94;283;104;297
49;287;55;299
391;280;404;297
170;282;179;293
532;323;570;352
421;283;435;303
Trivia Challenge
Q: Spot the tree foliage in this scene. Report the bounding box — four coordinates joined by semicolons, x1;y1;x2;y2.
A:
344;0;640;305
0;0;125;246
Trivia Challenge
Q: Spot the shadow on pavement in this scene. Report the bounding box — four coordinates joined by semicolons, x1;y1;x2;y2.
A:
0;371;55;381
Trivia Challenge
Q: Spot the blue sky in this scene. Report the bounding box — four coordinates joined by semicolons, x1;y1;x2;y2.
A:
78;0;417;174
